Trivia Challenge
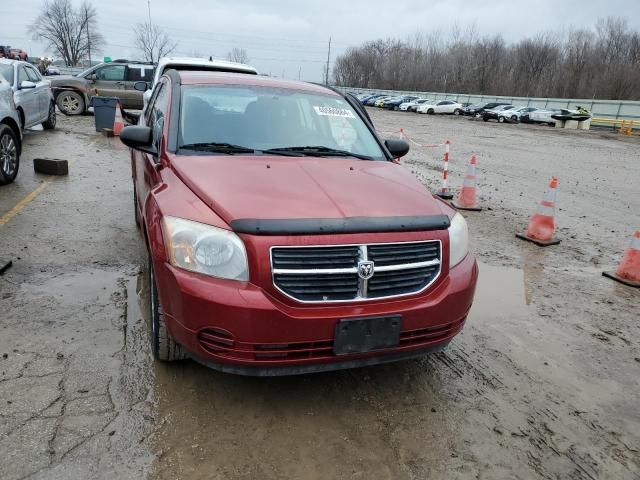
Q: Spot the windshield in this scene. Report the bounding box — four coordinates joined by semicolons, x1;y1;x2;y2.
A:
179;85;386;160
0;64;13;84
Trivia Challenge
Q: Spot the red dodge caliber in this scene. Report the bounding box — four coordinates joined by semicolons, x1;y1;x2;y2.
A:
121;70;478;375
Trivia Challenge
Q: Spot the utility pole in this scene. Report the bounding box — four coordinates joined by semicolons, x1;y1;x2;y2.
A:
147;0;152;24
298;66;302;80
325;36;332;86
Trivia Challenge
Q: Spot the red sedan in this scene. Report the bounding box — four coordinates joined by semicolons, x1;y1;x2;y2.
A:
121;71;478;375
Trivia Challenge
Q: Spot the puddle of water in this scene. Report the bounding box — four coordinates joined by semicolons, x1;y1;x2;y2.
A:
469;262;530;325
20;268;122;305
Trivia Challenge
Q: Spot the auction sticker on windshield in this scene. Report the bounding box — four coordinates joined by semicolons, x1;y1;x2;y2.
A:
313;106;356;118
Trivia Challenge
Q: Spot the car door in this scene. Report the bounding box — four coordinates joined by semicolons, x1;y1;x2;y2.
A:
443;101;456;113
135;79;168;221
93;64;126;103
15;65;39;128
124;65;155;109
25;65;49;122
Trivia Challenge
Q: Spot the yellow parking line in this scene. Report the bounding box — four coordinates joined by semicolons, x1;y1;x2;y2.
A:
0;136;95;227
0;181;49;227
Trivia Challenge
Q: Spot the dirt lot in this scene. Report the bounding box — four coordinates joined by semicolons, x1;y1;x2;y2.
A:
0;109;638;480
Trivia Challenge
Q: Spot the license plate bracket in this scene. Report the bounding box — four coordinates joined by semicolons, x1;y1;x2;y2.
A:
333;315;402;355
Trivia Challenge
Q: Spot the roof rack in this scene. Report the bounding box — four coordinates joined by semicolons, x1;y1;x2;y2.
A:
111;59;155;65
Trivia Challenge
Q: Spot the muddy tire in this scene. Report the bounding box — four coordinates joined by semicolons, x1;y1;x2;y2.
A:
149;252;185;361
0;124;20;185
42;102;57;130
498;116;505;123
427;108;434;114
56;90;85;115
454;109;461;115
511;115;518;123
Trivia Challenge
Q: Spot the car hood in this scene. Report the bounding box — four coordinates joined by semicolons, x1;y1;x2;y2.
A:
170;155;447;225
48;75;84;86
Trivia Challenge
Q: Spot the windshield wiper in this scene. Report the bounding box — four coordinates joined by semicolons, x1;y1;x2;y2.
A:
179;142;256;154
263;146;373;160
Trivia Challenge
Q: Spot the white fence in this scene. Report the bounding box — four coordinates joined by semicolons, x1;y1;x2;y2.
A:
337;87;640;121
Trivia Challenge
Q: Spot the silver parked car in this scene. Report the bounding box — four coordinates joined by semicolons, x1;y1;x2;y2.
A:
0;74;22;185
0;59;56;131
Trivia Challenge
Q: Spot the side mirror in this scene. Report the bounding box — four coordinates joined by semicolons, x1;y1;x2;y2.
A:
384;139;410;159
120;126;156;155
20;80;36;89
133;81;149;92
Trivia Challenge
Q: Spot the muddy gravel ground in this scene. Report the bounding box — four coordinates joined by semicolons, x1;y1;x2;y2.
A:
0;109;638;480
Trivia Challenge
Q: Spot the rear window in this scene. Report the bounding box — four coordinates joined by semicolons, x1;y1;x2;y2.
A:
179;84;386;160
0;64;13;84
126;65;154;82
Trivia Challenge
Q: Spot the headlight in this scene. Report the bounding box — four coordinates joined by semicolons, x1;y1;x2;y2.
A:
163;216;249;281
448;213;469;268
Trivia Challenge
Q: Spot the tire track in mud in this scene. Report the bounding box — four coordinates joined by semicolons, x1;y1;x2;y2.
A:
428;338;639;479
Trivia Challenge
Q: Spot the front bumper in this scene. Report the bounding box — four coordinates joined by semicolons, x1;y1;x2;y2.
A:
155;253;478;375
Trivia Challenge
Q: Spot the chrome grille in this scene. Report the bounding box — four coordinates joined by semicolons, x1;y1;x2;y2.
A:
271;241;441;303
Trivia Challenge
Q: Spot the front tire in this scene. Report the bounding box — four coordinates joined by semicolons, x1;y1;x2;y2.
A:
149;252;185;362
427;108;434;115
454;109;461;115
42;101;56;130
498;116;505;123
0;124;19;185
56;90;85;115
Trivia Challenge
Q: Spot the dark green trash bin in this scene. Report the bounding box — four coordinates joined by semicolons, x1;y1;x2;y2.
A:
91;96;118;132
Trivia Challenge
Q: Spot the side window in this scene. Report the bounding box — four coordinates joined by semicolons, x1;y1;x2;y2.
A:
148;82;168;152
144;83;163;124
95;65;126;81
26;67;41;82
18;66;29;84
126;66;154;82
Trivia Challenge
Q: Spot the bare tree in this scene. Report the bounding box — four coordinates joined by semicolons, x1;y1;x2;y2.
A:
134;22;177;64
333;17;640;100
227;48;249;64
29;0;103;67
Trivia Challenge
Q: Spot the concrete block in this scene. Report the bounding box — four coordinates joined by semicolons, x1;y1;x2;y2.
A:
102;128;114;137
578;119;591;130
0;259;12;274
33;158;69;176
554;120;565;128
564;120;579;130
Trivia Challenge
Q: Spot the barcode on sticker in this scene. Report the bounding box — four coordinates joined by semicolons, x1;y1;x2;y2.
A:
313;106;355;118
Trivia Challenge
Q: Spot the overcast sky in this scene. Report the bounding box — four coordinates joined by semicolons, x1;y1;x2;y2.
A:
4;0;640;81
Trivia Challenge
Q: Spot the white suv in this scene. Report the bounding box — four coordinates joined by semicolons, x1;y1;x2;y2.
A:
139;57;258;110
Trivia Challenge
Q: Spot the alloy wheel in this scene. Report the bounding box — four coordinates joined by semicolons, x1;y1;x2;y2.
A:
0;133;17;178
60;94;81;114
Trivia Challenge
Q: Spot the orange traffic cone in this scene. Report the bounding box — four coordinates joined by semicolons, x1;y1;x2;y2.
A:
113;101;125;136
452;155;482;211
516;176;561;246
603;231;640;288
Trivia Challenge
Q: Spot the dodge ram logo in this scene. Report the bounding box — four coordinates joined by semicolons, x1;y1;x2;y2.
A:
357;261;375;280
